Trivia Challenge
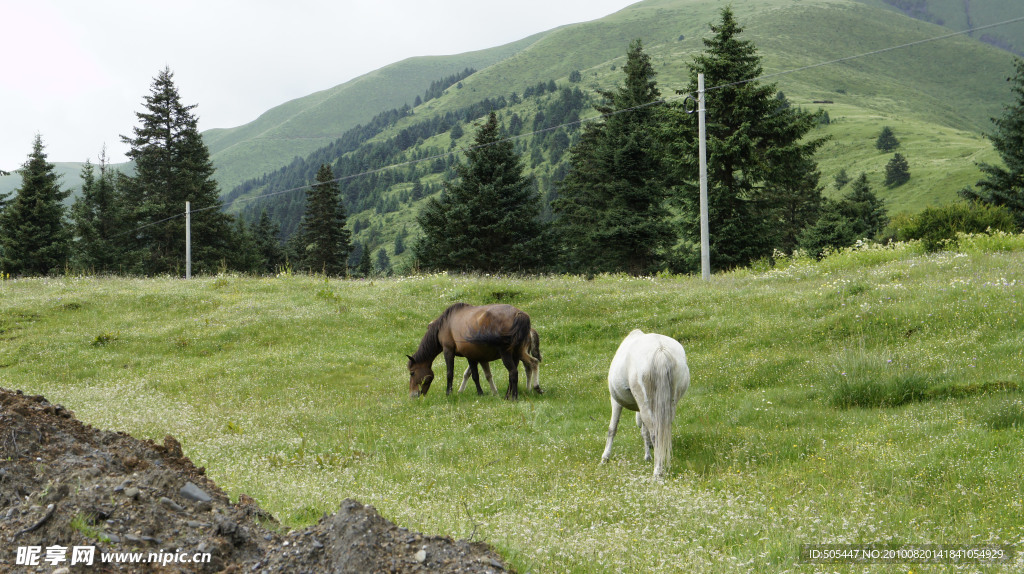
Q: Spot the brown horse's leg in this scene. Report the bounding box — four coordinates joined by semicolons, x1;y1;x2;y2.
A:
501;352;520;400
468;360;484;395
444;348;456;396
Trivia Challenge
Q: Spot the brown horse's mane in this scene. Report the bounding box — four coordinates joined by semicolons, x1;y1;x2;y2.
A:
409;303;470;365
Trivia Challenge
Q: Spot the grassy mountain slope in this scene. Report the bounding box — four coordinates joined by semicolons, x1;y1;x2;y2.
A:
203;33;552;192
0;163;101;202
853;0;1024;55
223;0;1016;271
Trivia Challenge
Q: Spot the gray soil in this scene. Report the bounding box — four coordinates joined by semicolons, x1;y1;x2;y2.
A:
0;388;511;573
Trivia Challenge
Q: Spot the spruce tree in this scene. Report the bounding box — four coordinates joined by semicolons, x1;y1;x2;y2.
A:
884;153;911;187
662;7;827;271
375;248;392;276
834;168;851;190
553;39;672;275
393;225;408;256
70;148;124;273
960;58;1024;228
415;112;547;273
252;209;284;274
799;173;888;256
797;199;857;257
120;67;233;275
843;173;889;236
228;217;261;273
0;135;71;276
297;164;351;276
875;126;900;151
357;249;372;277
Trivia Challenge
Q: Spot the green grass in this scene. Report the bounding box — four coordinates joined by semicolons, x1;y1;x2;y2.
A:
3;238;1024;572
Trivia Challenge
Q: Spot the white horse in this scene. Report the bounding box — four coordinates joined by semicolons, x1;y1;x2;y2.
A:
458;328;543;395
601;329;690;478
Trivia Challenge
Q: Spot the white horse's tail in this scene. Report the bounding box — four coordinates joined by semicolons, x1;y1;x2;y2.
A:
648;345;676;474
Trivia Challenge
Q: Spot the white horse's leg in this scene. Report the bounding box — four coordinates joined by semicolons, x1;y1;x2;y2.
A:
601;401;623;463
634;411;651;460
481;362;498;395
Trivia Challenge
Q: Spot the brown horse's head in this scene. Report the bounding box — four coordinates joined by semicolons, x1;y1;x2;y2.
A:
407;355;434;398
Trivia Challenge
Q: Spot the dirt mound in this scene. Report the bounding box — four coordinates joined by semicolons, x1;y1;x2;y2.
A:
0;388;510;573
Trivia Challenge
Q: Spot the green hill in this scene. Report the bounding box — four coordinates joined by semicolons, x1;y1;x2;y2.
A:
0;162;105;202
203;33;553;193
216;0;1019;271
854;0;1024;55
5;0;1020;263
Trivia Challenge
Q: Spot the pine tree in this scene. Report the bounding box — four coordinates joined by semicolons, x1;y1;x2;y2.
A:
960;58;1024;228
375;248;392;276
834;168;851;190
297;164;351;275
411;180;426;201
252;209;284;274
663;8;827;271
415;112;547;273
797;198;857;257
884;153;911;187
357;248;372;277
0;135;71;276
799;173;888;256
393;225;408;255
875;126;900;151
553;39;673;275
120;67;233;275
228;217;261;273
70;148;124;273
347;241;364;270
842;173;889;236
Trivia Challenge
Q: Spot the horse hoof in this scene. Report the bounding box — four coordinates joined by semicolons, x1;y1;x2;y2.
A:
533;387;544;394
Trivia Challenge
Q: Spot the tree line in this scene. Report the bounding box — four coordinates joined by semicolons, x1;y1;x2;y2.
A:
0;68;347;277
2;8;1022;278
414;8;1024;275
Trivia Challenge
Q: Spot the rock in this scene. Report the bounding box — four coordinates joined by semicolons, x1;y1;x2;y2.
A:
180;481;212;503
415;549;428;563
159;496;185;512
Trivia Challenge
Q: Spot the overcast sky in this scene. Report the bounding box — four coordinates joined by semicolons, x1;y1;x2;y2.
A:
1;0;639;171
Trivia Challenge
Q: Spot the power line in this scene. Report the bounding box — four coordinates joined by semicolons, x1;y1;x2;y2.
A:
122;13;1024;232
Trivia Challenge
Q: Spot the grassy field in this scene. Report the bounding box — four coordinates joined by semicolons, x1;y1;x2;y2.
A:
2;235;1024;572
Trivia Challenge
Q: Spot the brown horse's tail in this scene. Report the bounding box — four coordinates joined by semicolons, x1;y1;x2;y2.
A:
509;311;532;356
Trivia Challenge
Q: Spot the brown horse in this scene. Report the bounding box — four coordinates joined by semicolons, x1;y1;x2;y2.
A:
407;303;540;400
458;328;542;395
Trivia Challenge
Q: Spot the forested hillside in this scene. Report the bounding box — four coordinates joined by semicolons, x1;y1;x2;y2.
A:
2;0;1021;278
214;0;1019;273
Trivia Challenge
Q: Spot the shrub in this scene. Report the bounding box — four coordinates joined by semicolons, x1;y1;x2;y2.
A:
887;202;1016;251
